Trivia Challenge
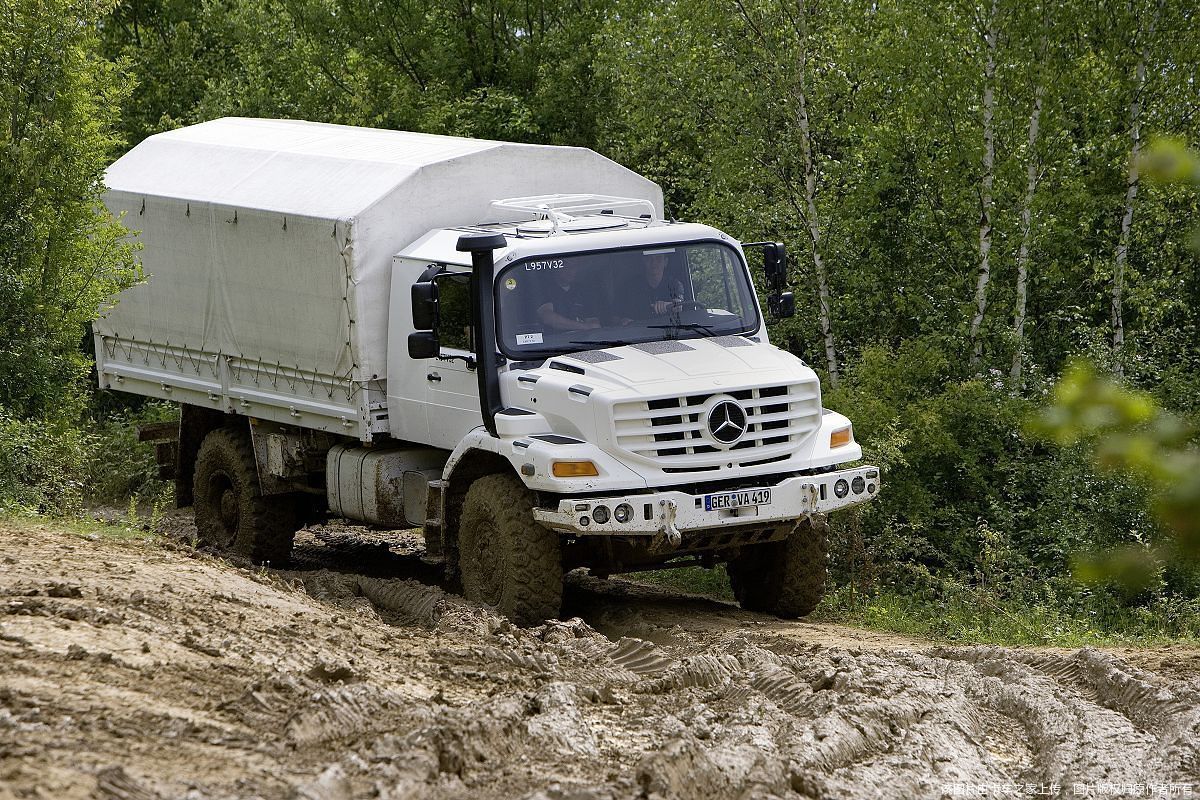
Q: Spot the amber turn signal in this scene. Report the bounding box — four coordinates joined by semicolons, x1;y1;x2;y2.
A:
552;460;599;477
830;426;853;448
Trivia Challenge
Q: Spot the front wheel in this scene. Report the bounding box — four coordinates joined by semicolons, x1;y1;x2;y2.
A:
727;516;829;618
457;473;563;626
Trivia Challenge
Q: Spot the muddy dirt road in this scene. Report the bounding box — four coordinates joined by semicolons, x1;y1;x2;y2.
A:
2;517;1198;800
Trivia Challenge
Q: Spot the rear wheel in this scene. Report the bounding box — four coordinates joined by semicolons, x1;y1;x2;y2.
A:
193;426;298;565
458;473;563;626
727;516;828;618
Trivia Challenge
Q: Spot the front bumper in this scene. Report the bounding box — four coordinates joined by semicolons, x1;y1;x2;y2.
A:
533;464;879;537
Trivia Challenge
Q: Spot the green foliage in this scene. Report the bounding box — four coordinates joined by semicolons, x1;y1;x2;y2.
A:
98;0;616;147
815;582;1200;647
625;565;735;602
821;341;1178;603
0;0;140;422
0;401;174;514
0;408;90;513
1033;361;1200;585
82;402;177;506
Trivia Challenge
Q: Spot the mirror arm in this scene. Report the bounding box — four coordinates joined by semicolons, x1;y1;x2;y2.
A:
437;352;477;369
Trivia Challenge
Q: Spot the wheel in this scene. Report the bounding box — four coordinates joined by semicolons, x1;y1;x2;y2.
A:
192;426;298;565
727;516;828;618
457;473;563;626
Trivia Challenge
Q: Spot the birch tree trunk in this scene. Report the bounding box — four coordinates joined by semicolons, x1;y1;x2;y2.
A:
969;0;999;369
1112;51;1146;378
794;0;839;386
1010;35;1047;387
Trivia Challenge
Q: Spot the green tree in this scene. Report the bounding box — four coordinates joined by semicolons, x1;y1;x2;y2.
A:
99;0;617;147
1;0;140;421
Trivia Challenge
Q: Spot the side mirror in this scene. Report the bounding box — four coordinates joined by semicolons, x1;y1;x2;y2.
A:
408;331;439;359
768;291;795;319
411;281;439;331
762;242;787;292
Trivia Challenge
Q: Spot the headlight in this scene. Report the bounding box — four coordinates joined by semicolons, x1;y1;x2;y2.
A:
592;505;610;524
851;476;866;494
834;479;850;498
614;503;634;523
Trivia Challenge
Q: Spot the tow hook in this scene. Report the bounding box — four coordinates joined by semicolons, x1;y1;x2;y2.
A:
804;483;819;519
652;499;682;551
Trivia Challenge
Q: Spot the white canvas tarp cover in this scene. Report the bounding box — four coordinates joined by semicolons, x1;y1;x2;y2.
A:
99;118;662;407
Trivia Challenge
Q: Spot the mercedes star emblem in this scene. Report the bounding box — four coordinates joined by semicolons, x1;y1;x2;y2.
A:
707;400;747;444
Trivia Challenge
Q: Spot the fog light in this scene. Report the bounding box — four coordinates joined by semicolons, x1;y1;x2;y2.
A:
834;479;849;498
614;503;634;523
552;460;599;477
830;426;853;448
592;505;610;524
851;476;865;494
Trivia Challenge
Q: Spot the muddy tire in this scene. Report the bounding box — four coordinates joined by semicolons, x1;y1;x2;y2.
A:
728;516;828;618
458;473;563;626
192;426;297;565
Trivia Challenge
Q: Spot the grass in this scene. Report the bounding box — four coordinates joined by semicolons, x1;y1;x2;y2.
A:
0;507;164;544
621;562;1200;648
812;584;1200;648
624;565;736;601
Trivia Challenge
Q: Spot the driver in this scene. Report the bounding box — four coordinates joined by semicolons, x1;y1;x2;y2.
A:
536;263;600;332
620;252;685;324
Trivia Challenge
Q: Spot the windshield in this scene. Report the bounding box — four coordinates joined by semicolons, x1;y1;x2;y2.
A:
494;241;759;359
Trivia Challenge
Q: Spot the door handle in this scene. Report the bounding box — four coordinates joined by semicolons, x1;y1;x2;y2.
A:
427;372;441;382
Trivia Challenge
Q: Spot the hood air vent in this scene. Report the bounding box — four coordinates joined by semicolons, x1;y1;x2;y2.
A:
631;340;695;355
563;350;622;363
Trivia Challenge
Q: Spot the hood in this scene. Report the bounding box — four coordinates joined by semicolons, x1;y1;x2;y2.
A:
496;335;829;480
549;336;817;394
498;335;822;441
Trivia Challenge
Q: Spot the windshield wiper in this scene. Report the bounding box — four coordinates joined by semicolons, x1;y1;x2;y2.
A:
647;323;717;335
568;340;630;348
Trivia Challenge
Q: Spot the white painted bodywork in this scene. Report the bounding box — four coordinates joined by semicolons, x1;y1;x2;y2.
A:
386;219;867;503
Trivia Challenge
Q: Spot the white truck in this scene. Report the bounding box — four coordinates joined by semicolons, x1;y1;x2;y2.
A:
98;118;879;624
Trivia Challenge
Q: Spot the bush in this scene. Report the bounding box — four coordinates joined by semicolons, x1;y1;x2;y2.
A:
0;408;90;514
0;400;176;515
824;339;1169;603
82;401;177;506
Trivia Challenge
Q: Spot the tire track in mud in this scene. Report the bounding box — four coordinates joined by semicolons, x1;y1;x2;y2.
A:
10;516;1198;799
232;523;1200;796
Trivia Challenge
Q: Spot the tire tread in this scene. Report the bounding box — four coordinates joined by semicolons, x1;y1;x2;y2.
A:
458;473;562;625
728;516;829;618
193;426;297;565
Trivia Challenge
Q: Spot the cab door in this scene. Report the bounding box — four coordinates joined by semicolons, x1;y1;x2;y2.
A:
424;272;484;449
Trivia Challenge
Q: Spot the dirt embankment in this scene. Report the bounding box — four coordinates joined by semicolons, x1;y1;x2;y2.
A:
2;518;1199;800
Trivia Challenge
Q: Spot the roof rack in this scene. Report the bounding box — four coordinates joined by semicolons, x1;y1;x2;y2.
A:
490;194;658;235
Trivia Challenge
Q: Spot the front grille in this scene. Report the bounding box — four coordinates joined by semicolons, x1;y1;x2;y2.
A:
612;382;822;471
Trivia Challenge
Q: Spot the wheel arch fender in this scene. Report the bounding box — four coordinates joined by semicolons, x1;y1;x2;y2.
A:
439;428;521;581
179;405;239;507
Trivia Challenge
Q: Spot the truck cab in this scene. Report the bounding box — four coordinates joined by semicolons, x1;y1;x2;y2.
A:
368;195;878;622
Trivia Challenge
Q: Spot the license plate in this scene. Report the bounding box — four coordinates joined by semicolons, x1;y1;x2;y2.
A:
704;488;772;511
